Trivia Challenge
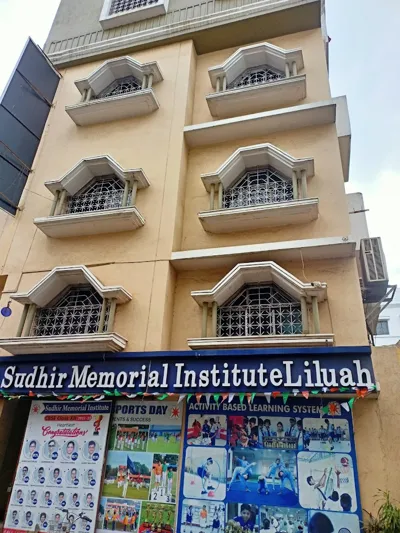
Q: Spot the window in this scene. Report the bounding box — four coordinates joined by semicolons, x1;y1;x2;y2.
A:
223;166;294;209
376;319;389;335
229;65;284;90
66;175;127;214
217;283;302;337
97;76;142;99
32;286;110;337
109;0;159;14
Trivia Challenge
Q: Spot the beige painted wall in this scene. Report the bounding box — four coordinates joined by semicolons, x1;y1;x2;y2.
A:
180;123;349;251
192;28;331;125
354;345;400;516
170;258;368;348
0;40;195;278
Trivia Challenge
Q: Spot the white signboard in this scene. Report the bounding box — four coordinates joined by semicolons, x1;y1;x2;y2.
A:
4;401;112;533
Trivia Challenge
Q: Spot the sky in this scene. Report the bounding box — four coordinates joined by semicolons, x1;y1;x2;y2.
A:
0;0;399;285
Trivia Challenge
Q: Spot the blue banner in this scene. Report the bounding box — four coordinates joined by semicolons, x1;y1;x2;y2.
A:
178;396;362;533
0;347;374;394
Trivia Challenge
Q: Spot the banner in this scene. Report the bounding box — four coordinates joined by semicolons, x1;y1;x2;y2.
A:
4;401;112;533
97;401;183;533
178;397;362;533
0;347;375;394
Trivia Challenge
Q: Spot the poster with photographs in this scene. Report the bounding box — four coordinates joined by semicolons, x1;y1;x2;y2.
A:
178;398;362;533
97;401;182;533
4;401;112;533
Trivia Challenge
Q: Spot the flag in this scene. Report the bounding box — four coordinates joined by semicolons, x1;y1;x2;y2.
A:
127;456;136;475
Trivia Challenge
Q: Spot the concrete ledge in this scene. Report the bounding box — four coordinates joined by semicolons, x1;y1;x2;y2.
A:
198;198;319;233
0;333;128;355
34;207;145;238
66;89;159;126
206;75;307;119
171;236;356;271
188;334;335;349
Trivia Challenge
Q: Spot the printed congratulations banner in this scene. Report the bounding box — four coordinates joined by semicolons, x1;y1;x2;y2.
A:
4;402;112;533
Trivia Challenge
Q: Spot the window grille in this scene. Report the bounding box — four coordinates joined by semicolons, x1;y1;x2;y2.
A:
109;0;159;15
228;65;284;90
97;76;142;99
223;167;293;209
66;175;126;214
217;284;302;337
32;286;110;337
376;320;389;335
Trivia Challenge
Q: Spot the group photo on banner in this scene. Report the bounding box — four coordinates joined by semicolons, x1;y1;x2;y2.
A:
179;397;362;533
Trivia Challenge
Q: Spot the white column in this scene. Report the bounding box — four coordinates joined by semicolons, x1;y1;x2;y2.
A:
222;76;227;91
54;190;67;216
86;88;93;102
211;302;218;337
285;62;290;78
202;303;208;337
130;180;138;206
49;191;60;216
210;184;215;210
122;180;130;207
292;170;298;200
312;296;320;334
216;77;221;93
292;61;298;76
300;297;309;334
301;169;308;198
142;75;148;90
147;73;153;89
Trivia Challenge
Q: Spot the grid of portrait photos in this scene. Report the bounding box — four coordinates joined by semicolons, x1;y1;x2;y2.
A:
97;401;182;533
179;401;362;533
6;401;111;533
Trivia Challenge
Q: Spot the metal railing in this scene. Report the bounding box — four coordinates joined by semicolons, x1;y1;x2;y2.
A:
66;177;126;214
228;64;284;89
223;181;294;209
31;288;110;337
217;303;302;337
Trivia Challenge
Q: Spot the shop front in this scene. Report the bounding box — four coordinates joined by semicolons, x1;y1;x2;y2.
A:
0;347;376;533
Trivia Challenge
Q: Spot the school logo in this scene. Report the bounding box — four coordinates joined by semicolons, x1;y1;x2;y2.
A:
327;401;341;416
170;406;180;419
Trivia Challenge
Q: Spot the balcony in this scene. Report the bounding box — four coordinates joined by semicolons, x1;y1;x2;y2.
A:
65;56;162;126
206;42;306;119
0;266;131;355
34;155;149;238
198;143;318;233
188;261;333;349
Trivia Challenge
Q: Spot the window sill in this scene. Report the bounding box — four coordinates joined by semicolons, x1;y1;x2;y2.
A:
100;0;169;30
65;89;159;126
187;334;335;349
206;75;306;119
198;198;319;233
0;333;127;355
34;207;145;238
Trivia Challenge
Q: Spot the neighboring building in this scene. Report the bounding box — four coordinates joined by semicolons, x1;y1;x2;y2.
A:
0;0;398;530
374;288;400;345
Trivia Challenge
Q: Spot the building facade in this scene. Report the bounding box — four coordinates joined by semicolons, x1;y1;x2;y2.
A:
0;1;399;532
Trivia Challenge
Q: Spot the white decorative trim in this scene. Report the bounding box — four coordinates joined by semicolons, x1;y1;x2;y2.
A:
184;99;336;148
208;42;304;87
0;333;127;355
206;75;306;119
11;265;132;307
187;334;335;349
171;236;356;271
34;207;145;238
100;0;170;31
191;261;327;305
199;198;319;233
201;143;314;192
66;89;159;127
47;0;320;68
45;155;150;196
74;56;163;96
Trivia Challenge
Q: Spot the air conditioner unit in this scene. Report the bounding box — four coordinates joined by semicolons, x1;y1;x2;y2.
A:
360;237;389;302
